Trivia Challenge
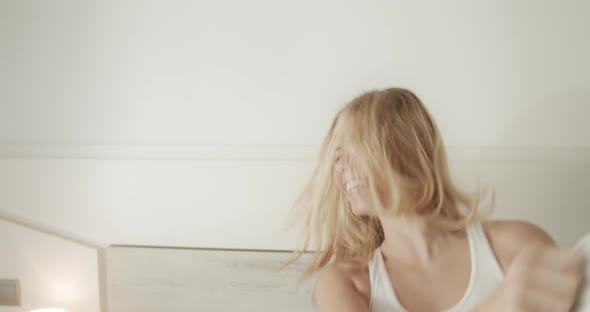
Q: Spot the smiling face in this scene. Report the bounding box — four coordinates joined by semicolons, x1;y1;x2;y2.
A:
332;117;375;216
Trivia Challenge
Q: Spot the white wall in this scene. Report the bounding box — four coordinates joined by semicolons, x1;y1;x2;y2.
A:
0;0;589;252
1;0;588;147
0;220;101;312
0;147;588;249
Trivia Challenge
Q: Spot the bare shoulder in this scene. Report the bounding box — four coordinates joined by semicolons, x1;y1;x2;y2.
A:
483;219;556;246
316;262;356;289
315;261;370;312
482;220;557;271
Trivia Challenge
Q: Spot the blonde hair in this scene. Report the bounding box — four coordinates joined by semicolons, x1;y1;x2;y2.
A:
287;88;485;279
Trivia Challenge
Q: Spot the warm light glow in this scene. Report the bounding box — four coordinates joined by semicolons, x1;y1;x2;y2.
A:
30;309;67;312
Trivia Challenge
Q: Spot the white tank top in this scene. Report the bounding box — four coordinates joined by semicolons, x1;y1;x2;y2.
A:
368;223;504;312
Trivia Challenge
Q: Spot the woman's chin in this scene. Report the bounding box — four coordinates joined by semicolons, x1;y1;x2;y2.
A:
349;202;369;216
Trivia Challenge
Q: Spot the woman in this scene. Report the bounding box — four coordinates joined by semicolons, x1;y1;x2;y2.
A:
288;88;584;311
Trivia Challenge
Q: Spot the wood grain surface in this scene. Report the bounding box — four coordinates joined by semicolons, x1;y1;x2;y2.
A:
107;246;315;312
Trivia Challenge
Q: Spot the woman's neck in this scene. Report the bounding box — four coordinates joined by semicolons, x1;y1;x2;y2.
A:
379;215;464;267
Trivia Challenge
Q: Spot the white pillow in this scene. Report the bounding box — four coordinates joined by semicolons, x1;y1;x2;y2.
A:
574;233;590;312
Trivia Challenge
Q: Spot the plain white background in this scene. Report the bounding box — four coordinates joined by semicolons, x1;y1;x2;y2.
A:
0;1;589;311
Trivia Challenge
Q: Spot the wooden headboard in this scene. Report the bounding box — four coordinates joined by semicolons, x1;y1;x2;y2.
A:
106;246;315;312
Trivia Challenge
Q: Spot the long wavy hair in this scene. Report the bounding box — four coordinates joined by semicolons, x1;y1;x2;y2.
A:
287;88;486;279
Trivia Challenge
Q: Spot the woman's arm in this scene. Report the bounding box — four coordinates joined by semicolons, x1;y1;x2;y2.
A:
484;220;557;272
315;264;369;312
573;233;590;311
477;220;585;312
